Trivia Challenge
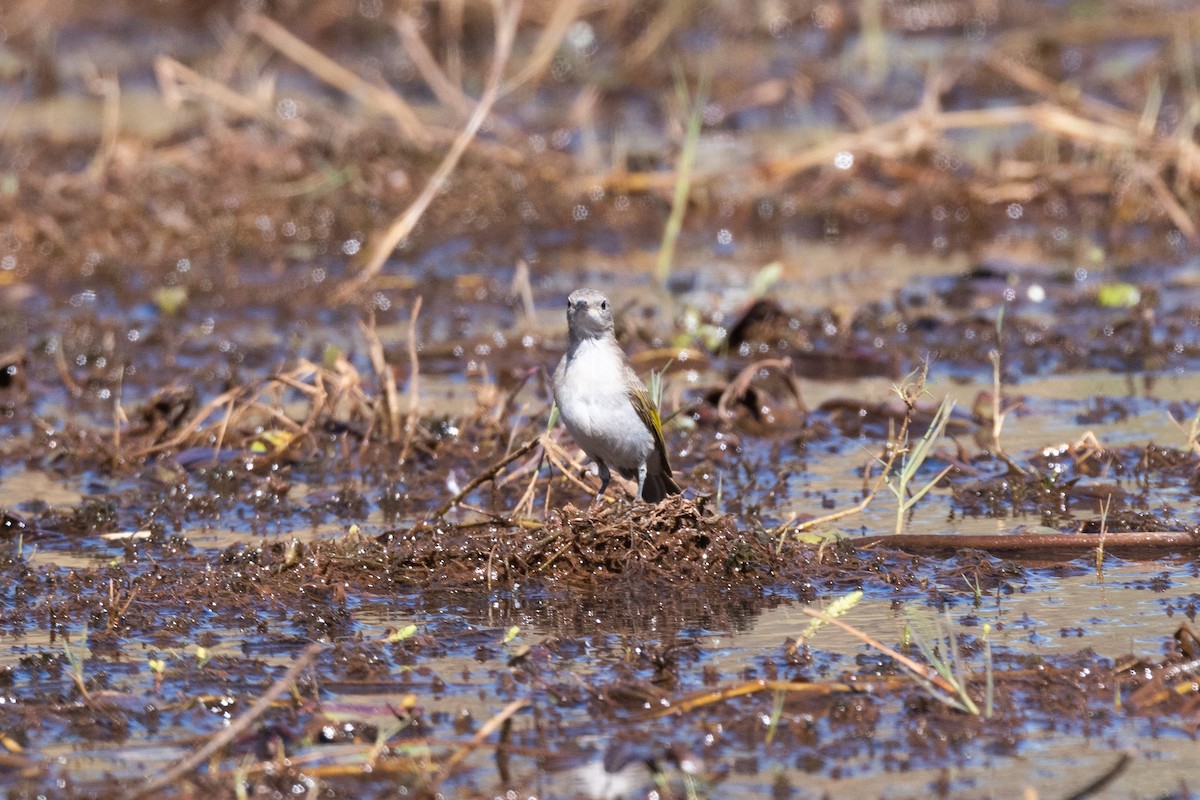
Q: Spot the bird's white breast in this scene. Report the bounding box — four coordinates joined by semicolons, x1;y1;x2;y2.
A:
554;338;654;470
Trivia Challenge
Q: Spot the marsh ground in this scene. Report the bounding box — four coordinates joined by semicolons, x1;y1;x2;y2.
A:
2;1;1200;797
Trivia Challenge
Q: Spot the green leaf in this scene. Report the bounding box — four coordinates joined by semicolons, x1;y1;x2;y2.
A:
1097;283;1140;308
386;624;418;643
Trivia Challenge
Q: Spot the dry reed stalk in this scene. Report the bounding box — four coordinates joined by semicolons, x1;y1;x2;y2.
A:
243;399;306;434
135;643;325;799
361;316;403;443
643;679;855;719
624;0;687;67
510;259;536;325
153;55;293;128
126;385;246;459
111;365;126;460
509;448;545;521
983;53;1139;130
124;360;360;461
762;98;1200;225
245;13;432;146
83;67;121;182
400;296;424;461
335;0;522;300
1134;164;1198;241
211;392;238;462
502;0;585;91
540;434;627;499
394;13;474;117
428;697;528;792
716;357;805;420
493;436;547;489
799;607;961;696
422;434;542;524
440;0;467;88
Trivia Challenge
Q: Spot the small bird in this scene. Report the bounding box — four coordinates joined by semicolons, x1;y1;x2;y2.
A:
552;288;682;503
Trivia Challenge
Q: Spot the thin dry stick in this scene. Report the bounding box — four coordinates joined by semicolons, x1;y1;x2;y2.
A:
245;13;430;146
335;0;522;301
501;0;585;92
399;296;424;460
135;642;325;799
510;447;547;521
624;0;687;67
799;608;958;696
423;435;541;524
126;385;246;459
1061;753;1133;800
541;434;626;500
111;364;126;459
541;473;554;521
1135;164;1198;241
428;697;528;791
763;100;1200;187
153;55;302;130
717;357;804;419
361;317;402;443
84;67;121;182
210;392;238;463
791;444;900;533
394;13;473;117
644;679;855;719
984;52;1140;130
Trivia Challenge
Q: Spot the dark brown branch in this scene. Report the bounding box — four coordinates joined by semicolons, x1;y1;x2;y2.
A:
855;530;1200;555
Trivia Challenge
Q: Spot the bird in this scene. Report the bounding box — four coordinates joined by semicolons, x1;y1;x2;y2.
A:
552;288;682;503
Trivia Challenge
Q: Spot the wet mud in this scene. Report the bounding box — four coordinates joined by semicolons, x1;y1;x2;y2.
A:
3;0;1200;798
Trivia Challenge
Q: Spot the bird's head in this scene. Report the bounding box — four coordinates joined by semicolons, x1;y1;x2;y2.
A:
565;288;615;340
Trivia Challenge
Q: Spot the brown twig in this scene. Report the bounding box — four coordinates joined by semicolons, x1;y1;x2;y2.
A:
245;13;431;146
983;52;1138;130
421;435;541;525
791;443;900;534
623;0;687;67
854;530;1200;554
1061;752;1132;800
400;296;424;460
644;679;856;719
83;66;121;182
135;642;325;799
153;55;311;135
428;696;528;791
502;0;585;91
360;316;402;443
393;13;473;117
125;385;246;459
510;445;547;521
334;0;522;300
542;434;625;500
799;607;960;697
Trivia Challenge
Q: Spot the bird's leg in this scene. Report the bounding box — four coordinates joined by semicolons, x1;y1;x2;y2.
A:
594;460;611;507
636;461;647;502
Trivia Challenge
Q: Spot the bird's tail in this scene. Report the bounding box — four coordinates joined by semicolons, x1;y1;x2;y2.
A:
642;471;682;503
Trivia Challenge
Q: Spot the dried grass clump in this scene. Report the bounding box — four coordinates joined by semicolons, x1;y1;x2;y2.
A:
381;495;787;587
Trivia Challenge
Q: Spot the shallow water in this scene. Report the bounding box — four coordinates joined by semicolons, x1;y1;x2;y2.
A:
5;1;1200;794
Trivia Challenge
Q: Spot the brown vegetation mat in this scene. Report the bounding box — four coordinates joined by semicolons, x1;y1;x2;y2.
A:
376;495;913;589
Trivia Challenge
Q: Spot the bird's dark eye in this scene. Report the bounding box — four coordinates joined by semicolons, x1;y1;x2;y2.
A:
600;300;608;310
